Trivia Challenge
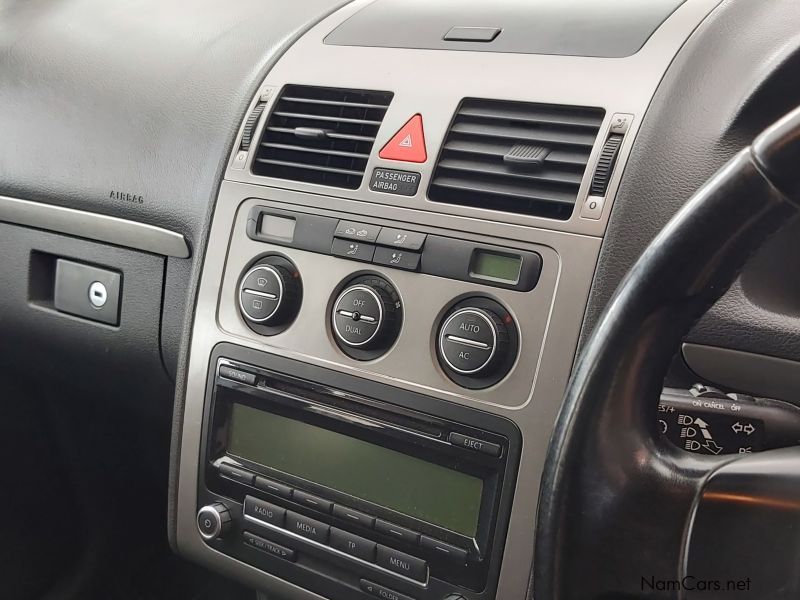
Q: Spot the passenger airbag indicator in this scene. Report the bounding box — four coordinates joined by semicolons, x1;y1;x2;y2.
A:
369;168;421;196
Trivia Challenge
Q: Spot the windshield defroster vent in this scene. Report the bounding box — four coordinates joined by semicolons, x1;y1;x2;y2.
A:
253;85;393;190
429;99;605;220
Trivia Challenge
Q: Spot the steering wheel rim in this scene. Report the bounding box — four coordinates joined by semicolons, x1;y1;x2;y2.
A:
534;107;800;599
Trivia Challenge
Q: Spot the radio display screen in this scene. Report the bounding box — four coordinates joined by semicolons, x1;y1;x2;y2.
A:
227;403;483;537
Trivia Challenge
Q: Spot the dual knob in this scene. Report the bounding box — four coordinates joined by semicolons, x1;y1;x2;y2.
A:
331;275;402;360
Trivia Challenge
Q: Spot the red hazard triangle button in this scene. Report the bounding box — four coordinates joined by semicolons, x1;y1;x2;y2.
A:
379;114;427;163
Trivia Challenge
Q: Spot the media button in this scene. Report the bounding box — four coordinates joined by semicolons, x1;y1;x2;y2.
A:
287;511;330;544
332;505;376;529
243;531;296;562
292;490;333;514
244;496;285;527
330;527;377;562
360;579;414;600
376;545;427;582
375;519;420;545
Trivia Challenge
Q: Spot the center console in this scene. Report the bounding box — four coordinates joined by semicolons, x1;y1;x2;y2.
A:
198;345;520;600
173;0;722;598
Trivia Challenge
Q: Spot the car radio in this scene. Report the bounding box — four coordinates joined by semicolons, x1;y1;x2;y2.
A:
196;344;521;600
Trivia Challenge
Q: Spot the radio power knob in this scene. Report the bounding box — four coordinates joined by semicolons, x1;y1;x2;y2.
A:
332;275;402;357
197;502;232;540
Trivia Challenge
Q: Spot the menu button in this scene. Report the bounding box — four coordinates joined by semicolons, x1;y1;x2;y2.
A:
376;545;427;582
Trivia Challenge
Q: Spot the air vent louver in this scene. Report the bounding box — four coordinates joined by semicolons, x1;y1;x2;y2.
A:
253;85;393;190
429;99;605;220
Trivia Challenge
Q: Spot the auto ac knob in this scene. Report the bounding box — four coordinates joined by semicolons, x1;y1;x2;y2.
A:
437;298;518;389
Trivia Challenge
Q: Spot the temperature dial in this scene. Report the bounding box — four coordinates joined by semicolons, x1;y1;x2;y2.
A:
332;275;402;359
437;298;518;389
238;256;301;334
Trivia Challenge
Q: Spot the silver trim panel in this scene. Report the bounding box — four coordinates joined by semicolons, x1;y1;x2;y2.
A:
0;195;190;258
177;0;725;598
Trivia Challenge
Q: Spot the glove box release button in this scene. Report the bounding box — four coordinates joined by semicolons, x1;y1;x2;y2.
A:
54;258;121;325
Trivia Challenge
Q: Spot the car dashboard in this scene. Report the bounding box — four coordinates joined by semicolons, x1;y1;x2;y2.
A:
2;1;800;599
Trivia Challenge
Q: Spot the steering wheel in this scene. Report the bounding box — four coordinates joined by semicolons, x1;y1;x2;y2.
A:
534;107;800;599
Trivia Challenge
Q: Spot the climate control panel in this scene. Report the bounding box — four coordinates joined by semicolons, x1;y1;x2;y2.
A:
226;203;553;398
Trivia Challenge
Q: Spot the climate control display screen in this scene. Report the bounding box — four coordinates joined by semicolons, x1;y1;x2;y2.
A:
227;403;483;537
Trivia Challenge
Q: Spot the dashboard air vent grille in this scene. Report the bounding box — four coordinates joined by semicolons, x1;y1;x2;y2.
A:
253;85;394;190
429;99;605;220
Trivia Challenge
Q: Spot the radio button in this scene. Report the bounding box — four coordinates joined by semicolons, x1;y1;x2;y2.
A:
332;505;376;529
292;490;332;514
376;545;427;582
360;579;414;600
244;496;285;527
243;531;297;562
420;535;468;564
375;519;420;545
330;527;377;562
219;464;255;486
254;476;292;499
287;511;330;544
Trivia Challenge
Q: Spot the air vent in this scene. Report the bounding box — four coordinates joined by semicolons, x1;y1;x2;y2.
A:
253;85;393;190
429;99;605;220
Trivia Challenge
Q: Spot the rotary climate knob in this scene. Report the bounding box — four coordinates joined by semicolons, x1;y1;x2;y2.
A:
238;257;301;333
437;298;518;389
332;275;402;359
